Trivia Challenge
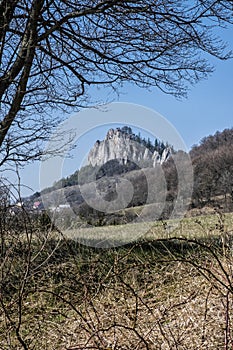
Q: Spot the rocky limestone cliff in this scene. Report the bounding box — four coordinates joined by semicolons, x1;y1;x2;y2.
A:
87;128;171;167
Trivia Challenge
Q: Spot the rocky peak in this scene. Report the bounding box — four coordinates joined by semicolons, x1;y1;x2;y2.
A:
87;127;171;167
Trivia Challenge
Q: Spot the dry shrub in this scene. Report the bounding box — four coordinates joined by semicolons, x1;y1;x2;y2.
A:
55;259;232;350
1;218;233;349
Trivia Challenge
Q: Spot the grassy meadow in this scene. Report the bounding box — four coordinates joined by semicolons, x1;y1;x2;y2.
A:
0;211;233;349
64;210;233;246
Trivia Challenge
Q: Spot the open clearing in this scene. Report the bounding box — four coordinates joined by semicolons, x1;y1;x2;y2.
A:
64;211;233;247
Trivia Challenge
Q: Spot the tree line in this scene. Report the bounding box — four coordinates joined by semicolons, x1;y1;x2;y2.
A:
163;127;233;213
190;128;233;210
119;126;170;155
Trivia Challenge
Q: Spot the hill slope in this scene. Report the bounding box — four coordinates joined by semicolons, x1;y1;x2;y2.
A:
191;127;233;209
27;127;233;225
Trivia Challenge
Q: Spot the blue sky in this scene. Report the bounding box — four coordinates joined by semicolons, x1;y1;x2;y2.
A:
19;24;233;197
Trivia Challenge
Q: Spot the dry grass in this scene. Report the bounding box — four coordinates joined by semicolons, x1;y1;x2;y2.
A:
1;212;233;349
64;211;233;246
59;265;230;350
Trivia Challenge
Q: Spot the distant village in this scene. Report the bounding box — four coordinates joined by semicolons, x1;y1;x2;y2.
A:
10;200;71;215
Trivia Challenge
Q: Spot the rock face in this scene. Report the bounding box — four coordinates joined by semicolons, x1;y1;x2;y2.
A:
87;128;171;167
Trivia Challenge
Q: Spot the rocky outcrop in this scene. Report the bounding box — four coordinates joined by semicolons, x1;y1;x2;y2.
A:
87;128;171;167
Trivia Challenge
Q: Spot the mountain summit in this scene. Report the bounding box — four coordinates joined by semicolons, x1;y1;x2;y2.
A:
87;127;171;168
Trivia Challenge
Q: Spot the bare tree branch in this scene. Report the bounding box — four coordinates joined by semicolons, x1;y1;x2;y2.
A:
0;0;232;165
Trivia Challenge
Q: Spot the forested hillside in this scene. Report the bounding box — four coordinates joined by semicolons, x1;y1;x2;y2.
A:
191;128;233;210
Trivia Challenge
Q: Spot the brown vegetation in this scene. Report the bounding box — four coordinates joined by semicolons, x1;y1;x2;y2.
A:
1;205;233;349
